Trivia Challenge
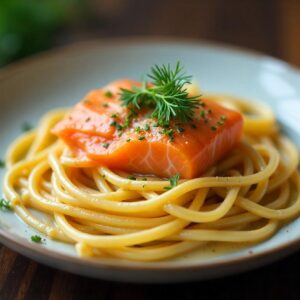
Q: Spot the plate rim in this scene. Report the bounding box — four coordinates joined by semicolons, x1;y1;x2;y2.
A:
1;36;300;279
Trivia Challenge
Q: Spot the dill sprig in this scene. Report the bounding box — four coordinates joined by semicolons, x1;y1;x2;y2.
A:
120;62;201;126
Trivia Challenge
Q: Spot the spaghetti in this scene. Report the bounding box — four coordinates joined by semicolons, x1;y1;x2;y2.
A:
3;93;300;261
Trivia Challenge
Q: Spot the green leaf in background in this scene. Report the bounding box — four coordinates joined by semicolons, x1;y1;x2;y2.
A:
0;0;85;66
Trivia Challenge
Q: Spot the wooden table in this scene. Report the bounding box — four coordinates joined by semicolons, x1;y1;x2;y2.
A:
1;0;300;299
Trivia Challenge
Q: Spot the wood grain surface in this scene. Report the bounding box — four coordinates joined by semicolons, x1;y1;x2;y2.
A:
1;0;300;299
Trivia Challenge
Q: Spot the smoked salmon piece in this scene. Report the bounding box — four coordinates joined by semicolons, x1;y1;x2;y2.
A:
52;80;243;179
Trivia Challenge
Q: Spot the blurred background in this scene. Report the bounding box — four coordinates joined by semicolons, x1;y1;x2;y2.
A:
0;0;299;67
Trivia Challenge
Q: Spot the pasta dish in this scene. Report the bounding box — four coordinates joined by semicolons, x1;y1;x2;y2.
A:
2;62;300;261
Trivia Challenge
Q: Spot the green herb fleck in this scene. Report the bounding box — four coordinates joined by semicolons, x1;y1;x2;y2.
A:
0;198;11;210
110;113;119;118
144;124;150;131
22;122;33;132
159;128;174;142
31;235;42;243
126;138;131;142
110;120;117;127
127;175;136;180
176;126;185;133
208;109;212;114
190;124;197;129
220;115;227;121
211;126;217;131
105;90;113;98
200;110;206;118
102;143;110;149
135;126;142;133
115;124;123;131
164;173;180;190
0;160;5;168
102;102;109;108
138;136;145;141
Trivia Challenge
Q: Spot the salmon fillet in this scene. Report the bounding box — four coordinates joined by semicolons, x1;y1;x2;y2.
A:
52;80;243;179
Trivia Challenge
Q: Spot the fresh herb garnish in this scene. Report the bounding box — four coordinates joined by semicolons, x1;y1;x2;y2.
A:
0;198;11;210
22;122;33;132
211;126;217;131
126;138;131;142
120;62;201;126
102;143;110;149
0;160;5;168
164;173;180;190
121;109;137;130
102;103;109;108
105;90;113;98
159;128;174;142
138;136;145;141
110;120;117;127
110;113;119;118
127;175;136;180
135;126;141;133
31;235;43;243
144;124;150;131
176;126;185;133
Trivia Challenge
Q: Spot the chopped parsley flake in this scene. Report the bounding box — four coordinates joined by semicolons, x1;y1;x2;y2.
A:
102;103;109;108
144;124;150;131
115;124;123;131
176;126;185;133
0;160;5;168
190;124;197;129
110;120;117;127
127;175;136;180
102;143;110;149
0;198;11;210
126;138;131;142
164;173;180;190
105;90;113;98
110;113;119;118
211;126;217;131
22;122;33;132
138;136;145;141
159;128;174;142
31;235;43;243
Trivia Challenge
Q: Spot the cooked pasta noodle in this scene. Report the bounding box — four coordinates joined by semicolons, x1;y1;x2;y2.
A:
3;94;300;261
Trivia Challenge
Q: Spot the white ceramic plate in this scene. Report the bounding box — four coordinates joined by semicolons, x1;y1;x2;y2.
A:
1;38;300;283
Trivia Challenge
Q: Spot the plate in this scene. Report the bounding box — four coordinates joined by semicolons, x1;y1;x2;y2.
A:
1;38;300;283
